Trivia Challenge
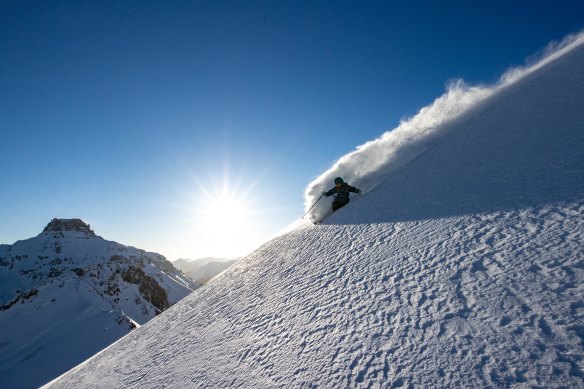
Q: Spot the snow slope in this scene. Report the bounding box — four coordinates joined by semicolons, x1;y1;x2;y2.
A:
305;32;584;224
0;219;197;389
47;33;584;388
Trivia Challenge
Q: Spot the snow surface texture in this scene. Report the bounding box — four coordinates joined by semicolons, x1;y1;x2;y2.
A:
47;33;584;388
0;220;196;389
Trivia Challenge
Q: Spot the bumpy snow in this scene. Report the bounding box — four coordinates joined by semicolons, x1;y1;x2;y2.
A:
46;33;584;388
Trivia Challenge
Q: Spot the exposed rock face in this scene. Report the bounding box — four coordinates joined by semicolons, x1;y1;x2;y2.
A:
0;288;38;311
43;218;96;236
122;266;169;312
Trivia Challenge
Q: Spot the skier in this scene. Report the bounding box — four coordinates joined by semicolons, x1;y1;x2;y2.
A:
323;177;362;212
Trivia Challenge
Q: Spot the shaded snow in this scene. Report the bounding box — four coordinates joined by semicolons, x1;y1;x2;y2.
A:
305;31;584;224
46;33;584;388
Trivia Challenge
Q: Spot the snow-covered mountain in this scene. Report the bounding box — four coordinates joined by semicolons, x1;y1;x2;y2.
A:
173;257;238;284
47;33;584;388
0;218;197;389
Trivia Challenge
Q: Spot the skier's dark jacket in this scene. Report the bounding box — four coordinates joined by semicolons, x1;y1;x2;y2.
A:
325;182;360;204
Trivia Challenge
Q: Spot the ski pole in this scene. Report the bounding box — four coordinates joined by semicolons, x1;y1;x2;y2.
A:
301;194;324;219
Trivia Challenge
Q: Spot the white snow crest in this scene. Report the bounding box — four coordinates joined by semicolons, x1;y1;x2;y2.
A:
500;30;584;86
305;81;494;222
304;30;584;223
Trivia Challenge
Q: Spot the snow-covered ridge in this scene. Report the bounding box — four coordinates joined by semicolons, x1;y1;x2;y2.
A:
305;31;584;223
0;219;197;389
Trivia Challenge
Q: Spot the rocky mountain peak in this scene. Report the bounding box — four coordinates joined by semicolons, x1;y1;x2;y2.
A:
0;220;197;388
43;218;96;236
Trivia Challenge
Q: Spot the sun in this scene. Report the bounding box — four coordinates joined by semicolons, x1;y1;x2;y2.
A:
199;191;249;232
187;175;264;259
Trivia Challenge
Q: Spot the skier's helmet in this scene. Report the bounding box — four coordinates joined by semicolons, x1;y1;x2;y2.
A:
334;177;344;185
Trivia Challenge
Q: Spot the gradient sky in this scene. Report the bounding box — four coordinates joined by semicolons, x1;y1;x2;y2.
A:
1;1;583;261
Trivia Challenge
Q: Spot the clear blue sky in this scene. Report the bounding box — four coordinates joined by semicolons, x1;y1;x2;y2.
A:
1;1;583;260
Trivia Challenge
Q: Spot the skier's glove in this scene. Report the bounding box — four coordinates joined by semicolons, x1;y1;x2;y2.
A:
322;191;328;197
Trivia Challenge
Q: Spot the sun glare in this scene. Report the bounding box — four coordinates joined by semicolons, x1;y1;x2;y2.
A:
200;192;249;231
187;173;266;259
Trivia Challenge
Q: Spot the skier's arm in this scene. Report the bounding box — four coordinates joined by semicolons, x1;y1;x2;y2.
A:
348;185;361;194
324;187;336;197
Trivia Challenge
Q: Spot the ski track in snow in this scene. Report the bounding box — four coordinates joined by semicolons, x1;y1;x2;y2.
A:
48;198;584;388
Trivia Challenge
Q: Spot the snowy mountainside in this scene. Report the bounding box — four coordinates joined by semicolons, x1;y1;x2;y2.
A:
0;218;197;389
173;257;238;284
305;32;584;224
48;34;584;388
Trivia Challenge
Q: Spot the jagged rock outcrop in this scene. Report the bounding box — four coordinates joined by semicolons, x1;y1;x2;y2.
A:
122;266;169;312
43;218;96;236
